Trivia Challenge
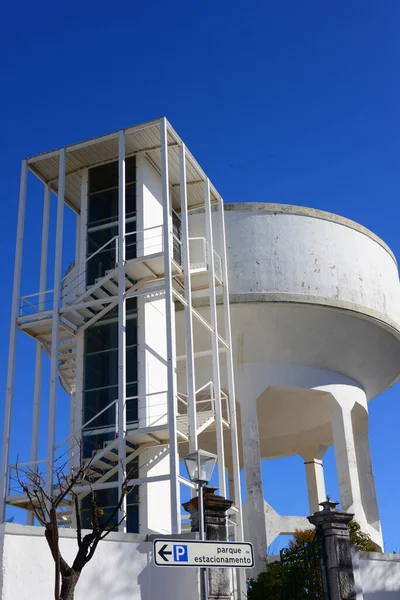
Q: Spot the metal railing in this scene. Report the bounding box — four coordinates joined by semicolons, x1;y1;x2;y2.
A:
188;237;223;281
176;381;230;436
18;224;165;317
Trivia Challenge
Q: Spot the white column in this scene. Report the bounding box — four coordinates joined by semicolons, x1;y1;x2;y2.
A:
46;149;66;497
331;405;363;515
0;159;28;521
73;334;84;472
73;170;87;472
161;117;180;533
354;415;382;543
179;144;197;453
78;169;88;293
303;447;327;515
204;180;226;498
241;400;267;577
117;130;127;532
219;198;246;597
28;183;50;525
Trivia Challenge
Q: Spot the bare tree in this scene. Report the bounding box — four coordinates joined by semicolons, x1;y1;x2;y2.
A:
16;450;134;600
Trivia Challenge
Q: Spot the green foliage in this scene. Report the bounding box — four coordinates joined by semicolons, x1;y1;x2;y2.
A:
348;520;377;552
247;521;376;599
248;561;282;600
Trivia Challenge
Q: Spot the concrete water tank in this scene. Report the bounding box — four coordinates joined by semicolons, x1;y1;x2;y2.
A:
177;202;400;573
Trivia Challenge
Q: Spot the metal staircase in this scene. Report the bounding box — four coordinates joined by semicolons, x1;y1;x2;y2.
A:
176;381;230;438
9;226;229;521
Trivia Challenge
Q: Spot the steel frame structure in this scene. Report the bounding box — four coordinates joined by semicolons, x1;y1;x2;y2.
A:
0;119;243;564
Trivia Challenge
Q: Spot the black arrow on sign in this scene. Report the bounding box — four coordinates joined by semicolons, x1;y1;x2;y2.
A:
158;544;172;562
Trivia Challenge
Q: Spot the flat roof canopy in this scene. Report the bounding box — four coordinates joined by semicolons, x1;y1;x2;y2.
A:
26;117;221;213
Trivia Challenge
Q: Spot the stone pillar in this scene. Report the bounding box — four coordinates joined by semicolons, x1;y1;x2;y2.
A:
183;487;233;599
240;399;267;576
308;499;356;600
302;446;327;515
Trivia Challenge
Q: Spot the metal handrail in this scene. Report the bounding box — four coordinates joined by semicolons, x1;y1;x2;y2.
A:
19;224;168;316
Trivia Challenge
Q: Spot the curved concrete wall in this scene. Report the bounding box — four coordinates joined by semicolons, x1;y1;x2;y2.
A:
193;203;400;328
187;203;400;398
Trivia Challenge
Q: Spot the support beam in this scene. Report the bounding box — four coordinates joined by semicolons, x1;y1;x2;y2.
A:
117;130;127;532
354;413;383;545
73;333;84;475
241;400;267;577
219;198;243;538
302;446;327;515
179;144;197;453
28;183;50;525
0;159;28;521
204;179;226;498
78;169;88;293
46;149;66;498
161;118;180;533
331;405;364;517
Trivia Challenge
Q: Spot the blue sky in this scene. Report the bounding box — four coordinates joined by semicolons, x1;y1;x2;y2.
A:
1;1;399;549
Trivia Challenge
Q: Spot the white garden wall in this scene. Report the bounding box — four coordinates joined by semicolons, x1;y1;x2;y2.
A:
353;550;400;599
0;524;199;600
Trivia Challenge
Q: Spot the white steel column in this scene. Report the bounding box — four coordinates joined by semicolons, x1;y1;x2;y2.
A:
219;198;245;597
161;118;180;533
73;335;84;472
28;183;50;525
73;169;88;472
46;149;66;497
117;130;127;532
78;169;88;293
204;180;226;498
0;159;28;521
219;199;243;530
179;144;197;453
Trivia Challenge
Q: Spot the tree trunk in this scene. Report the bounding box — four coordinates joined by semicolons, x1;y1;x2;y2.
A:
60;571;80;600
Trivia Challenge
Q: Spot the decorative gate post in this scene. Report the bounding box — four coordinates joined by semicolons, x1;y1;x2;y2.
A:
308;499;356;600
183;486;233;599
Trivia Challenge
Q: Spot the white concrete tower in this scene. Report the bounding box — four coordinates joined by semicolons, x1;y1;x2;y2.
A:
0;120;243;553
180;203;400;575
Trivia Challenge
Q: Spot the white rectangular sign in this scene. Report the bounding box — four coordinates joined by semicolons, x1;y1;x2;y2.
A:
153;539;254;568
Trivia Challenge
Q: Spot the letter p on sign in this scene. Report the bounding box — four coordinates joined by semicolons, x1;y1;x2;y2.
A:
173;544;188;562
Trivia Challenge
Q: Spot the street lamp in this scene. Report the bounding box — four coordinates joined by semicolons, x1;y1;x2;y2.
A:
184;449;217;600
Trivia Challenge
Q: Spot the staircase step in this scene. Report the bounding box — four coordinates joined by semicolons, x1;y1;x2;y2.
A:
91;286;112;300
58;352;77;361
76;306;99;320
64;312;85;327
102;279;119;295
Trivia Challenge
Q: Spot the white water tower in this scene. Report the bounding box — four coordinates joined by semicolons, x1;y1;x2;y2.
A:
177;202;400;575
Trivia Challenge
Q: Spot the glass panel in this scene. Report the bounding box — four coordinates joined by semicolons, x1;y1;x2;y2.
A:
126;348;137;385
81;485;139;533
88;188;119;227
83;386;118;429
125;156;136;185
89;161;118;194
127;383;138;424
86;223;118;285
84;348;118;391
126;182;136;218
82;431;116;461
127;504;139;533
85;320;118;354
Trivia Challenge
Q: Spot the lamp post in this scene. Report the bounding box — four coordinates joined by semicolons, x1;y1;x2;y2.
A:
184;449;217;600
